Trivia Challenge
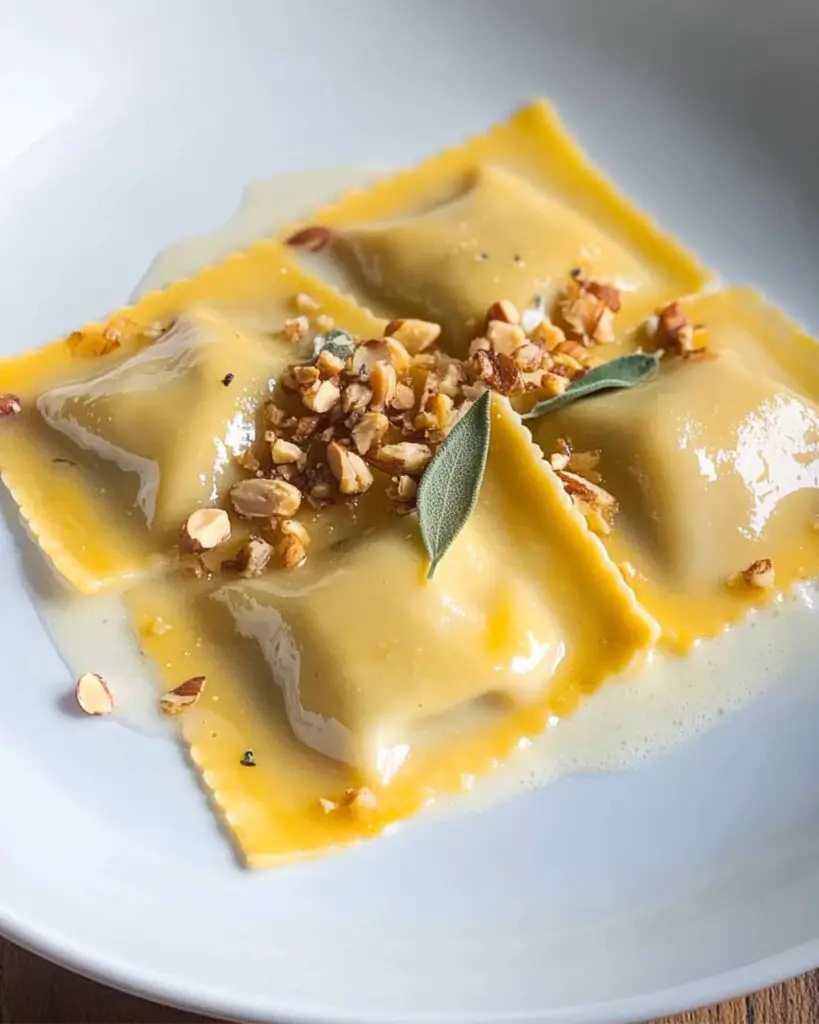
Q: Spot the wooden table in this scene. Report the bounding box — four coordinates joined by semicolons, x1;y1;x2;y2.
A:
0;940;815;1024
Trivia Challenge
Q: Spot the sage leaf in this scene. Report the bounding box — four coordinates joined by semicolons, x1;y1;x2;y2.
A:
418;390;492;579
312;328;354;363
521;352;660;420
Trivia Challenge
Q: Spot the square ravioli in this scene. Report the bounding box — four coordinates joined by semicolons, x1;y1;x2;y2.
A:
532;288;819;650
126;397;657;867
0;242;384;593
284;99;712;354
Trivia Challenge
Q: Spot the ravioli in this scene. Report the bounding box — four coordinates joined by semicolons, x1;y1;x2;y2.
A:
533;289;819;650
0;242;384;593
126;397;658;867
285;99;712;353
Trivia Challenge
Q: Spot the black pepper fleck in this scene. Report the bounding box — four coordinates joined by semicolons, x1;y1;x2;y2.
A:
478;252;489;261
240;750;256;768
569;267;583;278
513;253;522;263
221;373;235;387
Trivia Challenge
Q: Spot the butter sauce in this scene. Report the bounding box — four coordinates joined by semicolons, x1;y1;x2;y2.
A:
33;167;815;815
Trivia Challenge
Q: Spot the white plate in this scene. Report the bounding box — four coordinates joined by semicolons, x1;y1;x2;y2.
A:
3;1;819;1021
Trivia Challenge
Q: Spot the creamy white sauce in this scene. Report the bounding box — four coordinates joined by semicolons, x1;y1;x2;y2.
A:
34;166;819;810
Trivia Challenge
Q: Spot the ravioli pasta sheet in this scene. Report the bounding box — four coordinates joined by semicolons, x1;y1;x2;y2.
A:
284;99;713;354
0;242;384;593
534;288;819;650
126;397;657;867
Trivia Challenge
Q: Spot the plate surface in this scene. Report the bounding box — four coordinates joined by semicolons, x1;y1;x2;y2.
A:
3;2;819;1021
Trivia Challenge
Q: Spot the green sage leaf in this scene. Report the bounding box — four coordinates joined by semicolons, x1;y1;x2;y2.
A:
521;352;660;420
418;390;492;580
312;328;355;363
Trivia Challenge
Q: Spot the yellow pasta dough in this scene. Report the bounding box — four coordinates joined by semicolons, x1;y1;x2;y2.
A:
127;397;658;866
285;99;712;353
0;242;384;593
533;288;819;650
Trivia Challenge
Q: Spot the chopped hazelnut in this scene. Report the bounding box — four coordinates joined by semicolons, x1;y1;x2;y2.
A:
0;393;21;417
293;415;320;440
486;319;526;356
285;224;333;251
230;478;302;518
160;676;206;716
654;301;699;356
280;519;310;548
283;315;309;343
327;441;375;495
395;475;418;501
555;469;617;510
342;381;373;414
271;438;303;465
182;507;232;552
293;364;320;386
485;299;520;326
512;342;543;372
278;533;307;570
316;349;347;378
75;672;114;716
370;442;433;475
241;536;274;576
728;558;775;590
384;318;441;354
351;411;389;454
560;277;620;344
302;378;341;413
370;362;397;410
391;382;416;411
530;319;566;350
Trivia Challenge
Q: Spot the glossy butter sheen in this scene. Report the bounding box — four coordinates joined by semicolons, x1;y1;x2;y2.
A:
287;99;713;353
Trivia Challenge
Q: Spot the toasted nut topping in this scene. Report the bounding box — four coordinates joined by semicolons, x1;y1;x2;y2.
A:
182;507;231;552
485;299;520;326
283;315;309;343
384;318;441;354
654;301;701;356
395;474;418;501
560;276;620;344
316;349;346;378
235;449;261;472
729;558;775;590
555;469;617;509
486;319;526;355
318;797;338;814
530;319;567;350
160;676;206;716
539;372;570;397
242;536;274;576
302;378;341;413
0;394;21;417
370;362;397;410
586;281;622;312
471;348;522;395
293;364;319;386
513;341;543;372
371;442;433;475
271;438;303;465
231;478;302;518
280;519;310;547
286;224;333;251
293;415;320;440
342;381;373;414
391;382;416;411
295;292;320;313
278;533;307;570
549;451;570;471
351;411;389;454
567;449;601;481
75;672;114;716
327;441;374;494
